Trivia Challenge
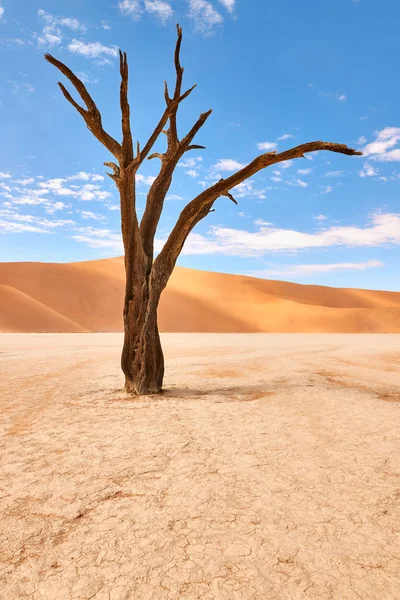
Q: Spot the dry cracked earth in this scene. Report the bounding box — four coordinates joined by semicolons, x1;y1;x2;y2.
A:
1;333;400;599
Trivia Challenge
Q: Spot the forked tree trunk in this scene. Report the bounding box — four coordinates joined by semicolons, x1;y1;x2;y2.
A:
121;269;165;395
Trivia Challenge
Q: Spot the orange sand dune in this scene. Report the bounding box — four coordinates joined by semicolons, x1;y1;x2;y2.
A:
1;257;400;333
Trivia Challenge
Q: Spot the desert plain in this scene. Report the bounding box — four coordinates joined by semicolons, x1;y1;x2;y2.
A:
1;331;400;600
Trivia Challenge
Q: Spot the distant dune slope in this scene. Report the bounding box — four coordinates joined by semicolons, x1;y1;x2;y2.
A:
1;257;400;333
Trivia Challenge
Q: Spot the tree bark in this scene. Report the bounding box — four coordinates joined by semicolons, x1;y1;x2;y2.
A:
121;268;164;395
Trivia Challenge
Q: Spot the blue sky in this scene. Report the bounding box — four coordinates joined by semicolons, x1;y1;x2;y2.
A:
1;0;400;290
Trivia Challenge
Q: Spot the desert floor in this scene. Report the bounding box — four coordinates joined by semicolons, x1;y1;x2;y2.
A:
1;333;400;600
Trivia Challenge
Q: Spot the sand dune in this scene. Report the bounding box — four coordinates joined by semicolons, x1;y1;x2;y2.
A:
1;257;400;333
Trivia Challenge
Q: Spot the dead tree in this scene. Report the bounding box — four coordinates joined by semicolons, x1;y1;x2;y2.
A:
45;25;362;395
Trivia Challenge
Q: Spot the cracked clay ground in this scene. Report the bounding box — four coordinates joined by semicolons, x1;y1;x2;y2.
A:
1;333;400;600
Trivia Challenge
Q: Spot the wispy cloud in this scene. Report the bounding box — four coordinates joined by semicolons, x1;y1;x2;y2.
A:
144;0;173;21
359;163;378;178
77;209;106;221
68;39;118;58
178;156;203;169
154;212;400;257
233;180;266;199
257;141;277;151
250;259;383;278
187;0;224;34
136;173;157;186
166;194;185;201
213;158;246;171
72;227;123;252
361;127;400;162
277;133;295;141
37;9;86;47
118;0;143;19
218;0;235;12
0;209;74;234
323;170;344;178
0;5;4;20
118;0;186;24
8;80;35;94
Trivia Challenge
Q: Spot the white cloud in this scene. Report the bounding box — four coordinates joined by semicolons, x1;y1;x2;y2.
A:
314;214;327;221
213;158;245;171
359;163;378;178
144;0;173;21
288;179;307;188
69;171;104;182
297;168;312;175
232;180;266;199
157;212;400;257
178;156;203;168
337;94;347;102
36;176;111;201
0;172;12;179
218;0;235;12
280;160;293;169
77;209;106;221
356;136;367;145
277;134;295;141
0;6;4;20
362;127;400;162
8;81;36;94
15;177;35;185
118;0;142;18
166;194;184;201
101;21;111;30
45;201;70;214
254;219;273;226
323;170;344;177
0;210;74;234
270;176;282;182
136;173;157;186
68;39;118;58
37;9;86;47
72;227;123;252
188;0;223;33
257;141;277;151
251;260;383;278
321;185;333;194
186;169;199;178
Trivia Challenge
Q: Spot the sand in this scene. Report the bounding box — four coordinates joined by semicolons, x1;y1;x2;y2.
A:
1;258;400;333
1;333;400;599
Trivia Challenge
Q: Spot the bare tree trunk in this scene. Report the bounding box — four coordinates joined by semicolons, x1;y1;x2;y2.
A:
121;271;164;395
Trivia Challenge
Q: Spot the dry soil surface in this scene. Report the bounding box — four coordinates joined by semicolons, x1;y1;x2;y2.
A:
1;333;400;600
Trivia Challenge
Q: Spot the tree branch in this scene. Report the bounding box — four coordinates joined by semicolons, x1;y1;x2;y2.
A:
154;141;363;283
45;53;123;161
139;25;211;264
119;50;134;164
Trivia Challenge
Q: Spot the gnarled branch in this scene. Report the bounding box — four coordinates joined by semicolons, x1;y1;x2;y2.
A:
45;54;123;161
154;141;362;284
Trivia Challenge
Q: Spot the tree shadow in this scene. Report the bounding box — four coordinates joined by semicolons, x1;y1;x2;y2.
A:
160;384;275;402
